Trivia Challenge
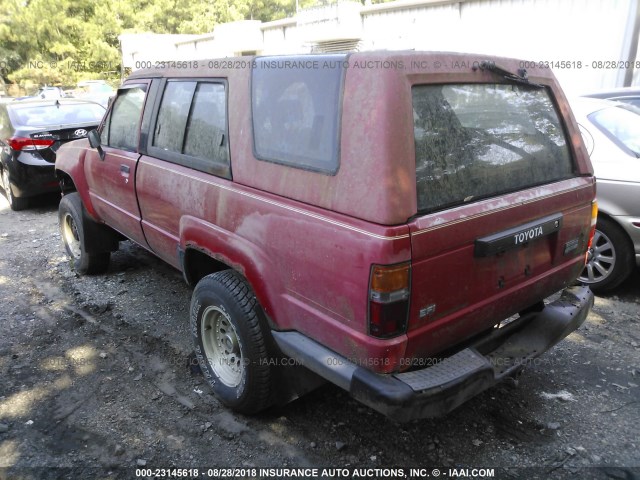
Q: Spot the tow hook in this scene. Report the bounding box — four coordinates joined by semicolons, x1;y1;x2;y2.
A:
504;368;524;389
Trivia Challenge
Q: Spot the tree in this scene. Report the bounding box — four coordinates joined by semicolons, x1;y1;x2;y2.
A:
0;0;370;88
0;0;124;85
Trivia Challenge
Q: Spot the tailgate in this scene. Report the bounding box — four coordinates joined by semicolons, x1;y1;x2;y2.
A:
406;82;595;360
406;178;594;360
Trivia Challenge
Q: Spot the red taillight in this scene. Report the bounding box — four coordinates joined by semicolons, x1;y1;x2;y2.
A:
368;262;410;338
7;136;54;151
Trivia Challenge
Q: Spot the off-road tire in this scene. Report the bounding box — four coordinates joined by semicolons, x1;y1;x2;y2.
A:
191;270;272;414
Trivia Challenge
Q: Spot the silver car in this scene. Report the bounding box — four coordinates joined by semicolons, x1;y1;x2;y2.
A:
570;97;640;292
583;87;640;109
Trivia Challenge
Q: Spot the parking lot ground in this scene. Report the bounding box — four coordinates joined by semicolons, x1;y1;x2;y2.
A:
0;195;639;480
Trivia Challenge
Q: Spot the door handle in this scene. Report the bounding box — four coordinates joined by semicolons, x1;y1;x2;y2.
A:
120;164;130;174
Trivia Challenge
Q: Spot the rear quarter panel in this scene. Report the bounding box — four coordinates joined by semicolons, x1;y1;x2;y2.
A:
135;155;412;372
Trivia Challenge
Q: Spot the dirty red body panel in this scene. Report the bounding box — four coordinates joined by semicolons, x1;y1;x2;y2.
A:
55;51;595;377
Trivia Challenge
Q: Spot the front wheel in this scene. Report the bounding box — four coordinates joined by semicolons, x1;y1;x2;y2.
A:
191;270;272;414
578;217;633;293
59;193;110;274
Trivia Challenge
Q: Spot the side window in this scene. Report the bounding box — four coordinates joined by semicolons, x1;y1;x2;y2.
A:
252;55;344;174
102;86;147;151
183;83;228;167
153;81;196;153
149;80;230;177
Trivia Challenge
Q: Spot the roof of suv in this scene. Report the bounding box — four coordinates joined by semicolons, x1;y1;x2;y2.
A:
123;50;586;225
126;51;560;83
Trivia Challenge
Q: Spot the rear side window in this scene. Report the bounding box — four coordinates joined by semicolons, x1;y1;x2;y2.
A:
413;84;574;213
103;86;147;151
149;80;229;177
153;81;196;153
252;55;344;174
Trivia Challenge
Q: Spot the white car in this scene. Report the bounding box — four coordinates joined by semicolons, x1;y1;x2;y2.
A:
36;86;65;99
73;80;115;108
570;97;640;292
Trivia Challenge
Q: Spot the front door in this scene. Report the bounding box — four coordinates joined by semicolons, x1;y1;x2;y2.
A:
85;82;150;248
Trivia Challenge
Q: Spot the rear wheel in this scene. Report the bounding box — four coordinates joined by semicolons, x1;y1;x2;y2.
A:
579;217;633;293
191;270;272;414
2;168;28;211
59;193;110;274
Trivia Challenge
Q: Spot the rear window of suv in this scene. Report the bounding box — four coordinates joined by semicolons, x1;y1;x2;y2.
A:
413;84;574;213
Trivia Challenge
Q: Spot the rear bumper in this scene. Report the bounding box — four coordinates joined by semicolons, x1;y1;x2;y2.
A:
273;286;593;422
3;153;57;198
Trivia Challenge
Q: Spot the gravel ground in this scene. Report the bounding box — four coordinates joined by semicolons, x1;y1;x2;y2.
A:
0;194;639;480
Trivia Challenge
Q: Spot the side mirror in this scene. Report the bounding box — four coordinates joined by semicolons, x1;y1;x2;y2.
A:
87;129;100;148
87;129;105;161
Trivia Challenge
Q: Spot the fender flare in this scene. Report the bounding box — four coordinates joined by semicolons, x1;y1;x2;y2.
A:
179;215;287;325
55;143;100;221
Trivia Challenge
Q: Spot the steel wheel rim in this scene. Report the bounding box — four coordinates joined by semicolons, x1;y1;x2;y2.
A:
201;306;243;387
61;212;82;259
579;229;616;284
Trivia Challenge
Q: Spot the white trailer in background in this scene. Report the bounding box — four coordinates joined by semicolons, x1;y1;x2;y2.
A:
119;0;640;94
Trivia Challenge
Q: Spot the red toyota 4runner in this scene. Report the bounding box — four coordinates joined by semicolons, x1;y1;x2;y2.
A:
55;52;596;421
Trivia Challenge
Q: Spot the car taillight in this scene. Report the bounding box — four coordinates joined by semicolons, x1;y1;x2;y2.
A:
368;262;410;338
7;136;54;151
586;200;598;261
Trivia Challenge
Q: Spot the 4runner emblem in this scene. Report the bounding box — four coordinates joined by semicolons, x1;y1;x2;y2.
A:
74;129;88;137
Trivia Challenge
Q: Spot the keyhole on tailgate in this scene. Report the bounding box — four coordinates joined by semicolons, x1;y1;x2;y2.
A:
524;265;531;277
498;276;505;289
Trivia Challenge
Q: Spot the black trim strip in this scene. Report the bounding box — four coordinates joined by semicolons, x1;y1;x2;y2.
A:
474;213;563;257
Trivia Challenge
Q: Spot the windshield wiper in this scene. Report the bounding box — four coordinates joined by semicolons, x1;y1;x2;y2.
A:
473;61;544;88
